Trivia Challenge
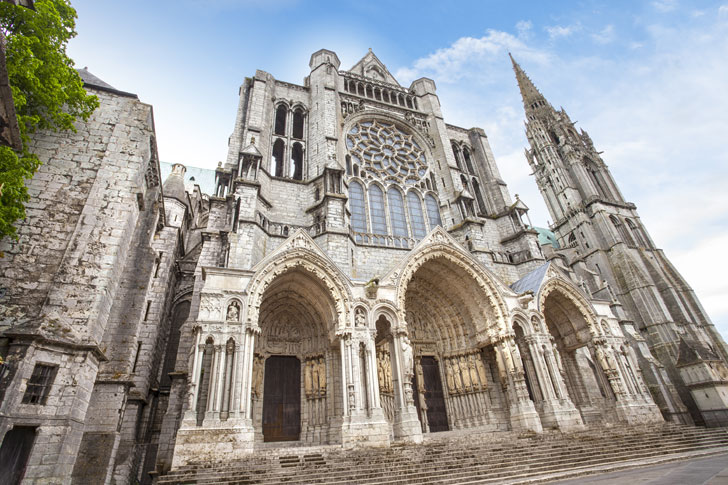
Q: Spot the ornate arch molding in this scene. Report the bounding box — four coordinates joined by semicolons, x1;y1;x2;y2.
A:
245;247;353;337
538;277;599;335
393;241;509;338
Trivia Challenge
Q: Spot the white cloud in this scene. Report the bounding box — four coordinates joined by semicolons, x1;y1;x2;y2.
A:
719;5;728;15
546;24;581;39
652;0;678;12
591;24;615;44
396;12;728;340
516;20;533;39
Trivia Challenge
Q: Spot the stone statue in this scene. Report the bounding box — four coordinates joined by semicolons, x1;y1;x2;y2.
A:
226;302;239;321
415;360;425;394
445;358;456;395
595;346;611;371
452;357;464;394
252;355;264;398
459;356;472;392
317;357;326;394
304;359;313;398
384;352;392;392
377;350;386;391
475;353;488;390
355;307;367;327
468;354;479;392
401;336;414;378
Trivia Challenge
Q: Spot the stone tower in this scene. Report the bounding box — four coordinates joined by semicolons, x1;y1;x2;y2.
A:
512;54;728;426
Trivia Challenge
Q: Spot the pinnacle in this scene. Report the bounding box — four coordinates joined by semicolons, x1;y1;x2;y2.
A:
509;54;549;114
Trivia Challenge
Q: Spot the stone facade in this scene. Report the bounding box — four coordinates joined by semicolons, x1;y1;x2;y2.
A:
0;48;721;484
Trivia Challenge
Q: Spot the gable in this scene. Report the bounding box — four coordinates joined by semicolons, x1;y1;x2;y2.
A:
348;49;401;86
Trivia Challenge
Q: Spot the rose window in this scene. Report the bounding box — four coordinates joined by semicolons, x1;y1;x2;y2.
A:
346;120;428;185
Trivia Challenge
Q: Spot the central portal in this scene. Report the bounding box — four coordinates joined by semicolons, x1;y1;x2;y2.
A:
420;356;449;432
263;356;301;442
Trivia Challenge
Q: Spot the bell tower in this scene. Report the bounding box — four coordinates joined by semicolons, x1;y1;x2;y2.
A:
512;54;728;426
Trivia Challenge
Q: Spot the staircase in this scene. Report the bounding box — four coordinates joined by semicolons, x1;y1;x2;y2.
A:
157;424;728;484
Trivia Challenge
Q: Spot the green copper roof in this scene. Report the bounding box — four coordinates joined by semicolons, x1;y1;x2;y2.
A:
534;227;560;249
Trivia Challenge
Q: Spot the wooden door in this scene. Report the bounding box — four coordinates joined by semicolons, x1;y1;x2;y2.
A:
262;356;301;442
421;357;449;432
0;426;37;485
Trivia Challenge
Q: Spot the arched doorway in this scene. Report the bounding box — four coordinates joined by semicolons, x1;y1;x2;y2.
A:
541;286;616;424
253;267;337;444
401;255;506;432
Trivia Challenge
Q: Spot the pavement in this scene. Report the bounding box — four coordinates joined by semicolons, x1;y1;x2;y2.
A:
551;452;728;484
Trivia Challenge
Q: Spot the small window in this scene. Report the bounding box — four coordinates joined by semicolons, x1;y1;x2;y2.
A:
22;364;58;405
274;105;287;136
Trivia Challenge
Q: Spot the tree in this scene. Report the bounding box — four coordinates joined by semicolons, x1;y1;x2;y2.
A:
0;0;98;239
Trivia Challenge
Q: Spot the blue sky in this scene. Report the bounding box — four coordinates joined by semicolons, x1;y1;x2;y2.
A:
66;0;728;338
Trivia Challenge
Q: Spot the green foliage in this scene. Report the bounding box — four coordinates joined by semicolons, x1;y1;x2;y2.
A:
0;0;98;240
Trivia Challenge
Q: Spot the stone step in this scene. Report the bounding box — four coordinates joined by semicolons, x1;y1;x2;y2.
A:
162;431;728;482
157;425;728;485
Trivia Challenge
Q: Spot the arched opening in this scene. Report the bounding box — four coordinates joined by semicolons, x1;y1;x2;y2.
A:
451;143;463;170
610;215;635;246
403;256;506;433
463;148;475;174
368;184;387;235
272;138;285;177
406;192;426;240
292;109;305;139
274;105;287;136
472;179;486;216
542;288;615;424
254;267;337;443
291;142;303;180
160;300;190;388
425;194;442;229
388;187;408;244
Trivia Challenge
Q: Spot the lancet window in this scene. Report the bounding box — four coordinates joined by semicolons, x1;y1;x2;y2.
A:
270;103;307;180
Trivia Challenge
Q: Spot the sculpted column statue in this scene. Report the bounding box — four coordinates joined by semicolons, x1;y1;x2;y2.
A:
459;356;472;392
304;358;314;398
474;353;488;390
445;358;456;395
317;356;327;396
468;355;479;392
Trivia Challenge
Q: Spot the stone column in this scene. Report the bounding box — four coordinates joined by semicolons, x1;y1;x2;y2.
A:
189;328;202;412
243;326;258;419
495;335;542;433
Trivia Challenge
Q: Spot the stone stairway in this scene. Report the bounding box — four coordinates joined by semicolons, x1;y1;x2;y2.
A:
157;424;728;484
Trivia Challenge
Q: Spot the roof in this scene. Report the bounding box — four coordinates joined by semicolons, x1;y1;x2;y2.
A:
510;262;550;294
534;227;560;248
77;67;138;98
160;161;216;196
676;337;721;366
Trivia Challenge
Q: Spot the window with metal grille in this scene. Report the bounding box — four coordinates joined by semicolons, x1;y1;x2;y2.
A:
22;364;57;405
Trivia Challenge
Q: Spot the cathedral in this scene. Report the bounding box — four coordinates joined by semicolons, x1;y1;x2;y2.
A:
0;48;727;484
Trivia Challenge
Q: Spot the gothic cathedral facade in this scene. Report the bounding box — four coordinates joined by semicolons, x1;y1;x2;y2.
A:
0;49;725;484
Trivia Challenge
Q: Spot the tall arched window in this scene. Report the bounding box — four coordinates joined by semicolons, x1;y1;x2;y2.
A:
407;192;427;239
451;143;463;170
460;174;470;193
425;194;442;229
274;105;287;136
472;179;487;215
349;181;367;233
272;139;285;177
345;155;352;175
291;142;303;180
610;215;635;246
292;109;304;139
463;148;475;174
388;188;408;238
625;218;646;247
369;184;387;235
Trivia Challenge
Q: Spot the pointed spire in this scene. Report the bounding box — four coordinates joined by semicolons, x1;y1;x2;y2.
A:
509;53;549;113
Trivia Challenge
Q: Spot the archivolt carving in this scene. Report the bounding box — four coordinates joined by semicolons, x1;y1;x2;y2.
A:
246;248;352;332
538;277;599;336
395;243;508;335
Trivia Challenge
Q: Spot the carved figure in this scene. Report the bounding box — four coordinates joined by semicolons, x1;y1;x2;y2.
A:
384;352;392;392
468;354;479;392
317;357;326;394
595;346;611;371
226;303;239;321
475;353;488;390
355;307;367;327
377;350;386;391
452;358;464;394
252;355;264;398
445;358;456;395
415;359;425;394
304;359;313;398
459;356;472;392
401;336;414;377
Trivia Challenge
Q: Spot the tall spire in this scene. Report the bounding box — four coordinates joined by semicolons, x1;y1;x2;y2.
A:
509;53;548;113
